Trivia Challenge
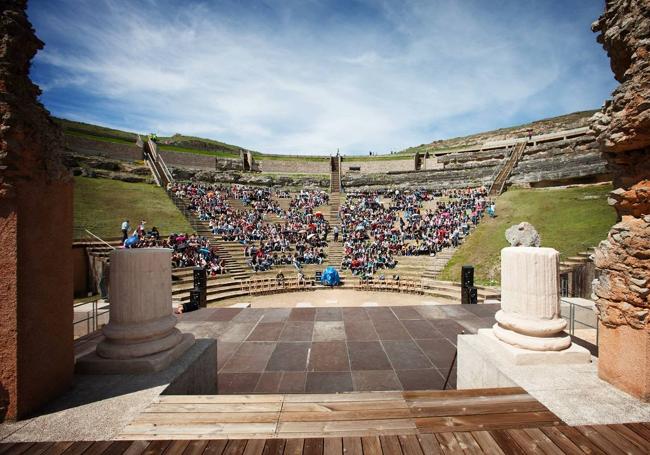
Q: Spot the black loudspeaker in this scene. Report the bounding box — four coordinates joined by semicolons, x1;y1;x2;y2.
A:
461;286;478;305
184;289;200;312
193;267;207;291
461;265;474;289
469;286;478;304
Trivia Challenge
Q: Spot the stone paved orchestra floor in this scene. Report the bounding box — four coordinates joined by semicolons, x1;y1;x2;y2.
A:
176;304;499;394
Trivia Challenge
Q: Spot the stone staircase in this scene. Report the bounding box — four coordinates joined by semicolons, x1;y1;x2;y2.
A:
421;247;458;281
488;141;527;197
168;193;251;281
330;156;342;193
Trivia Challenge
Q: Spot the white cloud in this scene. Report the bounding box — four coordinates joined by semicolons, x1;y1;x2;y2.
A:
29;0;615;155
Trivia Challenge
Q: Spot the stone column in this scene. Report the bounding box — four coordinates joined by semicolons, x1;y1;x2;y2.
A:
0;0;74;421
77;248;194;374
590;0;650;401
493;247;571;351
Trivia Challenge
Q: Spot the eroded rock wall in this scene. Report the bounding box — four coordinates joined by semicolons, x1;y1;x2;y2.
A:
590;0;650;330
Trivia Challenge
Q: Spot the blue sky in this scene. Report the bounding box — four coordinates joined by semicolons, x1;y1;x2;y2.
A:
28;0;615;155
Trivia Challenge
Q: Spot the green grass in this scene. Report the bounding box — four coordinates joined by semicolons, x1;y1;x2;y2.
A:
439;184;616;286
74;177;192;240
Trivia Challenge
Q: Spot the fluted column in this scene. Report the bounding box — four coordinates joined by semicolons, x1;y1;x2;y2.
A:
493;247;571;351
77;248;194;374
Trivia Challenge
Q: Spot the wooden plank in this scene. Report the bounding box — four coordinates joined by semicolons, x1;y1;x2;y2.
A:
261;439;285;455
624;423;650;448
402;387;525;400
322;438;341;455
133;412;280;424
121;440;151;455
284;392;403;403
408;399;547;418
452;432;483;455
282;401;408;412
42;441;74;455
522;428;564;455
242;439;266;455
555;426;607;455
397;435;424;455
278;409;411;422
83;441;115;455
405;393;535;409
142;441;172;455
434;433;462;455
158;395;284;404
120;423;277;437
489;430;526;455
104;441;139;455
414;434;442;455
360;437;382;455
379;436;403;455
277;418;416;435
415;411;560;433
470;431;505;455
17;443;52;455
590;425;645;455
223;440;247;455
575;426;626;455
342;437;361;455
302;438;324;455
182;440;210;455
144;403;282;413
0;443;36;455
504;429;544;454
537;427;583;455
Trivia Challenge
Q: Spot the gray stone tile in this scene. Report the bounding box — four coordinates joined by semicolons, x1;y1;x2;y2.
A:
260;308;291;323
352;370;402;391
221;342;276;373
306;372;353;393
279;322;314;342
396;369;445;390
315;307;343;321
344;320;378;341
382;340;432;370
347;341;391;371
308;342;349;372
218;373;261;394
313;321;346;341
246;322;285;341
218;323;257;342
278;372;306;393
391;306;424;320
266;343;311;371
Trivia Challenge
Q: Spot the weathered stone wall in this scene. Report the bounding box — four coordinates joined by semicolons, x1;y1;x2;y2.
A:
0;0;73;420
589;0;650;401
510;134;610;187
65;134;142;161
341;158;414;174
343;166;495;191
258;159;329;174
159;150;216;169
171;167;329;189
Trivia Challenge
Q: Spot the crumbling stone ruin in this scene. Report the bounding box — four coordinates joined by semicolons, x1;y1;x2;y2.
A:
590;0;650;400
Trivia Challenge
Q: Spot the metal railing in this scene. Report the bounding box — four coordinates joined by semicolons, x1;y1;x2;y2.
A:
561;297;599;347
73;297;109;339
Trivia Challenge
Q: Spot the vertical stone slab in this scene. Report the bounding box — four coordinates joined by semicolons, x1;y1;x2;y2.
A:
590;0;650;401
0;1;73;420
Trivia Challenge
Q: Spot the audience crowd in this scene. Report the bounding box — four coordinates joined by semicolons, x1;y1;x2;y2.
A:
340;187;488;275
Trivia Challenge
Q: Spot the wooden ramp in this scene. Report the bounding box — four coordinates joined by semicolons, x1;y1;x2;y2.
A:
117;387;561;440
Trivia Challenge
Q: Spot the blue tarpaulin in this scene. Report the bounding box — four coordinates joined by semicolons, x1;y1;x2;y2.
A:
321;267;341;286
124;234;139;248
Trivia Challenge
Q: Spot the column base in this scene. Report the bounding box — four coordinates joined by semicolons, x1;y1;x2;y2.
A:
479;328;590;366
75;333;195;375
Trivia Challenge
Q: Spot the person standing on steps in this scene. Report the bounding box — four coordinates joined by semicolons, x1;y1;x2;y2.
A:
333;225;339;242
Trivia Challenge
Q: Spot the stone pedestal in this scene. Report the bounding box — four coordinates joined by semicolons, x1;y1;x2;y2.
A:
493;247;572;351
77;249;194;374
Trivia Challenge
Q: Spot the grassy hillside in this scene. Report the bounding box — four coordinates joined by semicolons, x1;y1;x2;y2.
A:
74;177;192;240
58;109;597;161
439;184;616;286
